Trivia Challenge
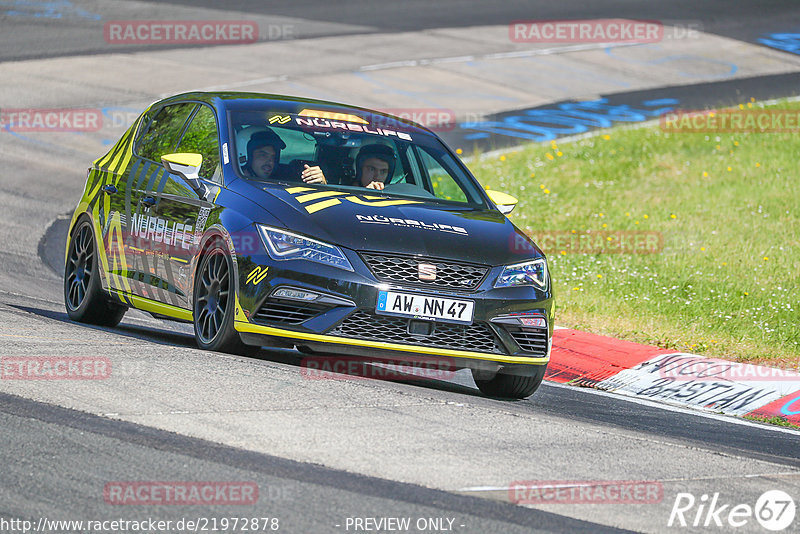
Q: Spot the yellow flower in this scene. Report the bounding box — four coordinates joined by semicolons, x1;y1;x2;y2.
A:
546;153;554;160
763;256;769;261
643;214;648;219
700;247;706;251
670;214;676;219
625;212;630;217
606;236;612;241
715;145;721;150
755;162;761;168
722;262;727;266
530;172;535;178
597;274;603;279
456;148;463;155
602;223;608;228
544;189;550;194
727;166;732;172
500;155;506;161
750;97;755;102
557;151;563;157
635;221;639;225
572;287;580;291
599;212;604;217
571;229;577;234
734;141;739;146
747;102;753;108
709;112;715;118
738;104;745;110
702;171;708;177
560;250;566;255
540;184;545;189
603;134;610;140
744;292;749;296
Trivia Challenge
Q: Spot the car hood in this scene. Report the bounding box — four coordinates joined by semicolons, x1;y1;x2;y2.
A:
234;180;544;266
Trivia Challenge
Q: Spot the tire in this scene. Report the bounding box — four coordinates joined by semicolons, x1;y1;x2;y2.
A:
64;217;126;327
472;365;546;399
193;239;258;356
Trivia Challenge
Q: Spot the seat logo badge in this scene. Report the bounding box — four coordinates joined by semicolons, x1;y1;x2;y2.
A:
268;115;291;124
418;263;437;282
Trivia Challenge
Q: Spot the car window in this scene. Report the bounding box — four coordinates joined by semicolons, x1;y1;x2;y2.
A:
278;128;317;163
228;109;487;208
176;105;220;181
136;103;196;163
416;147;468;203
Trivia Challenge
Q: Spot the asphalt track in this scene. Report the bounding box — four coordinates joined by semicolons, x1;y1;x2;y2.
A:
2;2;800;533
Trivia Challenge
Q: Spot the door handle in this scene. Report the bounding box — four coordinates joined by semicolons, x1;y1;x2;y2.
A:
139;196;157;207
102;184;117;195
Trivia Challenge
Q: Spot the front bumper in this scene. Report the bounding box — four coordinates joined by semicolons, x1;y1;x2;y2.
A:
234;246;554;373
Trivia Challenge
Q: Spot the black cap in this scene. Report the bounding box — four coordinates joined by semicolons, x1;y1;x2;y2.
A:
356;144;396;182
247;128;286;164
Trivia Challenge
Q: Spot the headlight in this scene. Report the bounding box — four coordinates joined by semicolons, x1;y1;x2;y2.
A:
257;225;353;272
494;258;548;289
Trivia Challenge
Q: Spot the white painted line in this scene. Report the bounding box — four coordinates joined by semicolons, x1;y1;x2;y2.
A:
541;381;800;435
457;470;800;494
360;42;640;71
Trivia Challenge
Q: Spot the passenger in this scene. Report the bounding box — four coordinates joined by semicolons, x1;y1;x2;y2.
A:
351;144;396;190
242;129;326;184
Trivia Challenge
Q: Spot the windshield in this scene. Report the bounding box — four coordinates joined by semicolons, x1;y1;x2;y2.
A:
228;109;487;208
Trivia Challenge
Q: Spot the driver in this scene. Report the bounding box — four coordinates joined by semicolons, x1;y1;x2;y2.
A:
351;144;396;190
242;129;326;184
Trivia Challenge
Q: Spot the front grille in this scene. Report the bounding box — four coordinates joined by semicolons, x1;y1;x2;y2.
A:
253;299;329;325
506;327;549;356
331;311;502;353
360;253;489;291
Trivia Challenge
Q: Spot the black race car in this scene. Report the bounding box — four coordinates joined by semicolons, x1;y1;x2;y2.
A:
64;92;553;398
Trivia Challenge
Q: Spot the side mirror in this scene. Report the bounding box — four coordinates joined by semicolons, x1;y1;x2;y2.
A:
161;153;205;196
486;189;518;215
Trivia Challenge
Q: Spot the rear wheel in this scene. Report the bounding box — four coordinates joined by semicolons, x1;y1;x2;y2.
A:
472;365;546;399
64;218;126;326
193;240;258;356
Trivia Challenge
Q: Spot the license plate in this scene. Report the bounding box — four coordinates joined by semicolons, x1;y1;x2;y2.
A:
376;290;474;325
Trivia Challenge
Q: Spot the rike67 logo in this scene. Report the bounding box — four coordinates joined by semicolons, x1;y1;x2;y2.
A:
668;490;795;531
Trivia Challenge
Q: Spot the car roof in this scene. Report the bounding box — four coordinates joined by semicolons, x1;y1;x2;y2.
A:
154;91;435;136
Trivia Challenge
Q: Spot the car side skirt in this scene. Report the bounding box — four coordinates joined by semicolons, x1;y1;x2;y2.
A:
109;290;193;322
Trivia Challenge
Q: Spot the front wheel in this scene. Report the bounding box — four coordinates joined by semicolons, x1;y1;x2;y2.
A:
193;239;257;356
64;218;126;326
472;365;546;399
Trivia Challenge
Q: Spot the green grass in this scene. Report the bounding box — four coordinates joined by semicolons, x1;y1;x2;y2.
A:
743;415;800;429
467;99;800;367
